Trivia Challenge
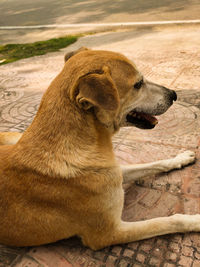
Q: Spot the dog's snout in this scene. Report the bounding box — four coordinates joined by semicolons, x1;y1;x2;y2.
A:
171;90;177;102
165;87;177;102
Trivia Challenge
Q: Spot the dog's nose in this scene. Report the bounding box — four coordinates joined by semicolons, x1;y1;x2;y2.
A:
170;90;177;101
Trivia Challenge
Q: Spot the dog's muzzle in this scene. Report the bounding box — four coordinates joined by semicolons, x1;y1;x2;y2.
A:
125;88;177;129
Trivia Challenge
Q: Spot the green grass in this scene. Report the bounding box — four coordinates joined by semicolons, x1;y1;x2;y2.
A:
0;35;79;65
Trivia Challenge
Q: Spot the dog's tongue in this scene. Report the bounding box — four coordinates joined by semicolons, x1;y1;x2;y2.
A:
139;112;158;125
126;111;158;129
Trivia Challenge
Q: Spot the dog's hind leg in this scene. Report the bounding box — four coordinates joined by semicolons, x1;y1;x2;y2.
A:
121;150;195;183
0;132;22;145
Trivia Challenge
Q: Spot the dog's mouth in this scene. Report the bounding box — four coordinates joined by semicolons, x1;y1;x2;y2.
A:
126;110;158;129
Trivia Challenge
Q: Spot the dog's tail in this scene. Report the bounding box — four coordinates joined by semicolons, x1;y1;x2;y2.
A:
0;132;22;145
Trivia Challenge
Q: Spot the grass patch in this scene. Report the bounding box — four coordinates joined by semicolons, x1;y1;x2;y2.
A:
0;35;79;65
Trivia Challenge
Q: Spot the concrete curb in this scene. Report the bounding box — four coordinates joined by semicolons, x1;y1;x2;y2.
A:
1;19;200;30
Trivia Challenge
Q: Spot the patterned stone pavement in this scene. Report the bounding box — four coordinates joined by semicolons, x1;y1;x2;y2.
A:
0;25;200;266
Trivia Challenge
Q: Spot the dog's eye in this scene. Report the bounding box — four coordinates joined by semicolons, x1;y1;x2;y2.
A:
134;79;143;90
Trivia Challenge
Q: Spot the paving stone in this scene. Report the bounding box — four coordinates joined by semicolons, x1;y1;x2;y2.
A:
182;246;194;257
105;255;118;266
152;247;163;258
0;245;28;267
138;190;162;208
0;27;200;266
192;259;200;267
169;242;181;253
27;247;73;267
14;256;42;267
166;251;178;262
123;249;135;258
163;263;176;267
148;256;161;266
138;243;152;253
184;198;200;215
178;255;193;266
111;246;123;256
194;251;200;260
136;253;146;264
118;259;132;267
127;241;139;251
155;238;168;248
189;233;200;248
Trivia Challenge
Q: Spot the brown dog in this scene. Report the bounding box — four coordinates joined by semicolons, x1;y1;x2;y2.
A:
0;48;198;250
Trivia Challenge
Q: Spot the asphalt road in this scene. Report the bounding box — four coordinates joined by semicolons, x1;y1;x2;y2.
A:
0;0;200;26
0;0;200;44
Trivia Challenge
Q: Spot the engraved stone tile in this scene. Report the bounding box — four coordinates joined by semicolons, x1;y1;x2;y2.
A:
0;27;200;266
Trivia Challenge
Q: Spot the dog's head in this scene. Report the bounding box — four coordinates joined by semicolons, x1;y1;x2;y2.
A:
64;48;177;134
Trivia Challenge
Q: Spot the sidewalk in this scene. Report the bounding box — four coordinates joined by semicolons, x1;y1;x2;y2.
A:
0;25;200;266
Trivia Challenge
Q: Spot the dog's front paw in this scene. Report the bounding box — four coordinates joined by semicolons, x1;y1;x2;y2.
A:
174;150;196;169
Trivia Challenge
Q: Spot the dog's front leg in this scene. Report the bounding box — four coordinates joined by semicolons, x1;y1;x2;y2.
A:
84;214;200;250
121;150;195;183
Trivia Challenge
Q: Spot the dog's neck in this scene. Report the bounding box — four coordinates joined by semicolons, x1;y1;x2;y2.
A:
15;86;117;179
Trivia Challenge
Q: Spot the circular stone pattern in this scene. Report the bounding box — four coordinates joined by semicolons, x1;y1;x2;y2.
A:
0;88;24;107
0;93;42;132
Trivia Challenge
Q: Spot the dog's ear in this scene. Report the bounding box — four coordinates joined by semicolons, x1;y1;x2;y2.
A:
64;47;89;62
71;66;119;111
